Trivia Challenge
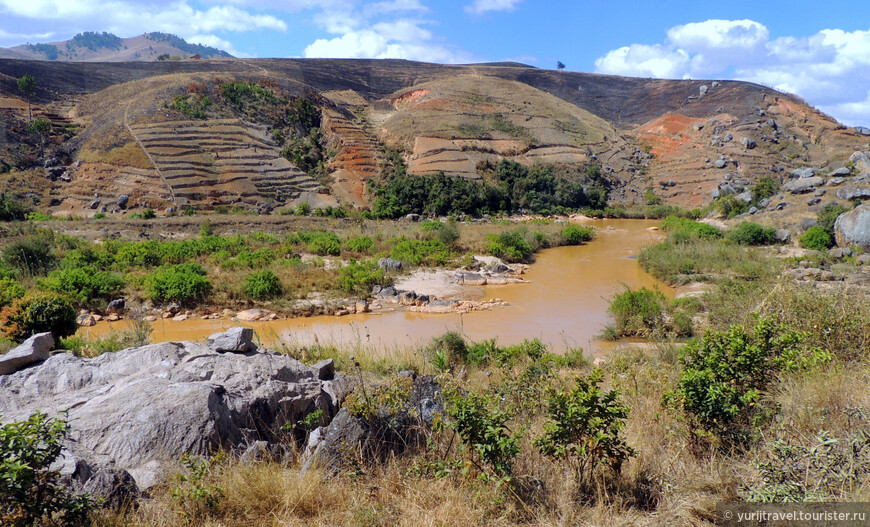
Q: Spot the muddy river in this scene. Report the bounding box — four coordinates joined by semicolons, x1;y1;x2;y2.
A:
81;219;670;354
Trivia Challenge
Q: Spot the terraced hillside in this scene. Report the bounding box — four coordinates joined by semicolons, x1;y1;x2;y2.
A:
0;57;867;213
127;119;323;208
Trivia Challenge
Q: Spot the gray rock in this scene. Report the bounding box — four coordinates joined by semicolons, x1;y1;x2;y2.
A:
737;190;754;203
748;206;758;215
106;298;125;314
783;176;824;194
849;151;870;177
714;159;727;169
855;126;870;136
775;202;788;211
766;119;778;129
828;177;846;186
89;200;100;210
312;358;335;380
403;213;421;222
206;327;256;353
834;203;870;249
814;189;827;197
699;85;708;96
116;194;130;209
741;137;757;149
829;247;853;259
377;257;403;271
800;217;819;230
0;332;54;375
836;186;870;200
828;167;851;177
723;133;733;142
0;340;339;493
774;229;791;243
759;198;771;208
807;197;822;206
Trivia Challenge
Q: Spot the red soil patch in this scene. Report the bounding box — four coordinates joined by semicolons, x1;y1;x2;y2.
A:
390;89;430;108
634;112;705;161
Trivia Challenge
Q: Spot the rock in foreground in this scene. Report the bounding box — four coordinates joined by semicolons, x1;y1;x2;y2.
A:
0;334;344;503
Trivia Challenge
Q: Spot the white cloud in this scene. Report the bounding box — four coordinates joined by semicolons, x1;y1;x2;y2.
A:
187;33;250;57
303;1;474;63
595;19;870;125
464;0;521;15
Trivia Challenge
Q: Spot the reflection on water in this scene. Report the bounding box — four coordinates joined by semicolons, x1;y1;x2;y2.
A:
80;219;669;354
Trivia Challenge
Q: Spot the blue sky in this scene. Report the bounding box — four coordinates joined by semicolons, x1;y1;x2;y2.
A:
2;0;870;125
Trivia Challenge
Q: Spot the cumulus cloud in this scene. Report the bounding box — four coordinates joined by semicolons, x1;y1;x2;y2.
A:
464;0;521;15
594;19;870;125
303;1;473;63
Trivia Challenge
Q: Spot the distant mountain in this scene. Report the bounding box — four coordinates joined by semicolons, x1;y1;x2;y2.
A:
0;32;233;62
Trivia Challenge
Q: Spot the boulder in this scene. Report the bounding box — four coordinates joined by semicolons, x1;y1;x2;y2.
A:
106;298;125;314
774;229;791;243
377;257;403;271
77;313;96;327
0;340;342;494
849;151;870;177
116;194;130;209
741;137;757;149
834;204;870;249
206;327;256;353
0;332;54;375
783;176;824;194
713;159;727;168
236;308;267;321
828;167;851;177
836;186;870;201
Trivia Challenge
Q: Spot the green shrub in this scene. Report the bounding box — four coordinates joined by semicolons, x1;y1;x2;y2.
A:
661;216;722;243
560;225;594;245
339;259;386;296
727;221;776;246
345;236;375;254
0;278;24;307
2;235;56;275
816;203;847;239
0;193;29;221
665;317;831;446
244;270;282;300
447;391;521;477
487;229;532;262
607;286;666;338
40;266;125;306
390;239;452;266
1;294;78;341
298;232;341;256
148;263;212;304
0;412;94;526
534;370;634;480
423;331;469;367
753;177;780;200
799;226;833;250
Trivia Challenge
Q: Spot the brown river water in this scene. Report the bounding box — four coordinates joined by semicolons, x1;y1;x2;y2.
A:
80;219;671;355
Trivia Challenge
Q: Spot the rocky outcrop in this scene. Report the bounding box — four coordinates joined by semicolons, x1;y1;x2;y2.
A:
0;332;53;375
784;176;824;194
0;333;344;502
835;204;870;249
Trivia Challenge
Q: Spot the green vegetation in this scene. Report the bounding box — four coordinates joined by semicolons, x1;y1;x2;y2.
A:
0;413;94;526
148;263;212;304
605;286;693;339
25;117;51;137
39;266;125;305
16;74;36;122
69;31;121;51
666;317;830;447
799;226;832;250
27;43;60;60
0;294;78;341
338;259;386;296
167;94;212;119
219;81;281;110
0;194;30;221
145;32;232;58
370;159;607;218
244;270;282;300
560;225;594;245
726;221;776;246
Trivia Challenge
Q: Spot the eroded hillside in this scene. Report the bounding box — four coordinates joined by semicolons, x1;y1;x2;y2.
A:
0;58;868;216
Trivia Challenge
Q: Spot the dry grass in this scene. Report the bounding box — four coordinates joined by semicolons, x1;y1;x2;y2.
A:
78;140;153;169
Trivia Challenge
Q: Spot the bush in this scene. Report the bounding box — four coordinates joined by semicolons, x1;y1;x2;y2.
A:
817;203;847;239
0;413;93;526
0;278;24;307
244;270;282;300
447;391;521;477
661;216;722;244
390;239;452;266
2;235;56;275
0;193;29;221
607;286;666;338
298;232;341;256
560;225;594;245
345;236;375;254
338;259;386;296
1;294;78;341
148;263;212;304
665;317;831;447
424;331;469;368
39;266;125;305
535;370;634;482
799;226;833;250
727;221;776;246
487;229;532;262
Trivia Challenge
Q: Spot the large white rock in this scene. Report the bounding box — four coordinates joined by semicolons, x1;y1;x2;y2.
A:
0;332;53;375
835;204;870;250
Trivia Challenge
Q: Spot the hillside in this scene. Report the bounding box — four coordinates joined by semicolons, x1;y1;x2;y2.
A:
0;57;867;218
0;32;232;62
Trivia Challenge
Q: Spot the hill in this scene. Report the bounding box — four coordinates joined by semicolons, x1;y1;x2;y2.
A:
0;57;867;218
0;32;232;62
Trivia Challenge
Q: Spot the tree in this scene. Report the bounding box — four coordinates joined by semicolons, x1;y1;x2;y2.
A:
557;61;566;71
16;75;36;122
